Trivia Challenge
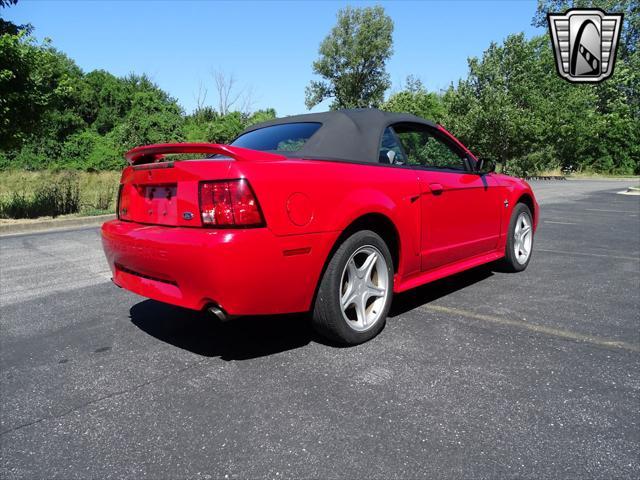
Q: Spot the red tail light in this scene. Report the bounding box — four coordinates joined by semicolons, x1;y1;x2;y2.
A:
199;179;264;227
117;184;131;220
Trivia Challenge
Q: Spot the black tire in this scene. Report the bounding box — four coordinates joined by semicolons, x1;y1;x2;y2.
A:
312;230;394;345
501;202;534;272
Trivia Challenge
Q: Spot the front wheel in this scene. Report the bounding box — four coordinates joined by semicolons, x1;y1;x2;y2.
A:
501;203;534;272
312;230;393;345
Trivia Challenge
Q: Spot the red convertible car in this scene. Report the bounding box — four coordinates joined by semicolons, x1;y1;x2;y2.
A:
102;109;538;344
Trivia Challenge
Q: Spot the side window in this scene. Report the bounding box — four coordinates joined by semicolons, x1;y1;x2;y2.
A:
394;124;467;171
378;127;406;164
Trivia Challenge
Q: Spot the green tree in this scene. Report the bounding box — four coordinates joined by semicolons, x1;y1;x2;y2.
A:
76;70;133;134
1;19;280;171
381;76;446;121
113;89;185;150
305;5;394;109
0;33;84;152
0;0;29;36
533;0;639;173
183;108;276;144
204;111;245;144
246;108;277;127
443;32;638;176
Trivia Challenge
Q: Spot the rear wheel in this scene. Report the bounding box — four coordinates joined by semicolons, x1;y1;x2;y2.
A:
501;203;534;272
312;230;393;345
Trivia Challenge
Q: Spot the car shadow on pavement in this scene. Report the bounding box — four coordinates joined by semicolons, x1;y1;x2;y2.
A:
130;300;315;360
389;264;494;318
130;264;495;359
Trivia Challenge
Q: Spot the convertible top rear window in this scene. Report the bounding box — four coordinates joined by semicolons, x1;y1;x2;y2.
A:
231;122;321;153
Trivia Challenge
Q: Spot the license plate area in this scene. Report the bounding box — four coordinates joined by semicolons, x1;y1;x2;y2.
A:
141;184;178;224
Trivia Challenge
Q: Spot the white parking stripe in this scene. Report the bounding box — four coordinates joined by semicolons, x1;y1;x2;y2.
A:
536;248;639;261
585;208;639;214
421;304;640;352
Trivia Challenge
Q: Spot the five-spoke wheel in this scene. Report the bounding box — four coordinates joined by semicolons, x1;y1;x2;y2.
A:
339;245;389;332
312;230;393;345
513;211;533;265
501;202;534;272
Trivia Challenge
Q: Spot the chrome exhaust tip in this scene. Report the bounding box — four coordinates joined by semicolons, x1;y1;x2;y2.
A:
207;305;229;322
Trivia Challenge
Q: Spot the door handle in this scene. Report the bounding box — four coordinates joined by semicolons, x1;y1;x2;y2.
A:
429;183;444;195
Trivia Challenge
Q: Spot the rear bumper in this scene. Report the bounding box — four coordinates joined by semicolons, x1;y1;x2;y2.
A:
101;220;339;315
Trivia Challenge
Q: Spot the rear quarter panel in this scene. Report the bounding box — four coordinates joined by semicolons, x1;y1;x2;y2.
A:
231;160;423;278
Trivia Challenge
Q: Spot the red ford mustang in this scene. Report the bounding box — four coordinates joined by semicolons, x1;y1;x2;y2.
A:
102;109;538;344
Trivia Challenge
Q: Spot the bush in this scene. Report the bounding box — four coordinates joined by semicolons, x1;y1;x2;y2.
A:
0;151;8;169
85;132;124;170
504;146;558;177
11;144;49;170
61;130;98;168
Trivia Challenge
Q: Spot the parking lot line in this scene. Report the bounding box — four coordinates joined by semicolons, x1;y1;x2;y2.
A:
585;208;638;214
535;248;639;261
421;304;640;353
544;220;578;225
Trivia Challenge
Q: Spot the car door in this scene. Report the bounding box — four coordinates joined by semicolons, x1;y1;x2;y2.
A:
391;123;502;272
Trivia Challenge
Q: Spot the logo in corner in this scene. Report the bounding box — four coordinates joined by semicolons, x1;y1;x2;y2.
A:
548;8;623;83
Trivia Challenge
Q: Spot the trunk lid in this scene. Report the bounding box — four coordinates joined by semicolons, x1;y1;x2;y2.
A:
119;160;233;227
118;143;286;227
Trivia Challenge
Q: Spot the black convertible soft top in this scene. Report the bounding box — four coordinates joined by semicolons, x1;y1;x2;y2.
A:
239;108;437;164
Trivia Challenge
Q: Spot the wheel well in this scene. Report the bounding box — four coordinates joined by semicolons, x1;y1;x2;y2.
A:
308;212;400;313
335;213;400;273
517;194;536;223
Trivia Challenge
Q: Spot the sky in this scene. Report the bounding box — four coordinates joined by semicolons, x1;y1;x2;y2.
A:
4;0;544;116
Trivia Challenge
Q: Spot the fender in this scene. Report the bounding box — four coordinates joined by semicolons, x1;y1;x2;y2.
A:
492;174;539;251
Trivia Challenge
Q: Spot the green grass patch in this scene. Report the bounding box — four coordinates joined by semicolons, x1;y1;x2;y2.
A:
0;170;120;219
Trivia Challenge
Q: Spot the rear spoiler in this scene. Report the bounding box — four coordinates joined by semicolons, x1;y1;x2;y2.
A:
124;143;286;165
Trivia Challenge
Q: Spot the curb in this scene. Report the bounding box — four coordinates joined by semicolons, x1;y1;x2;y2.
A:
0;214;115;237
525;175;566;181
617;186;640;196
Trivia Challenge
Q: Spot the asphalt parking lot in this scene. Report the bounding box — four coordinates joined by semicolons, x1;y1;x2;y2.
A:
1;179;639;479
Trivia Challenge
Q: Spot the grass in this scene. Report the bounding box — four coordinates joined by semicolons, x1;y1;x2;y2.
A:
0;170;120;219
534;168;565;177
536;167;640;179
567;173;640;180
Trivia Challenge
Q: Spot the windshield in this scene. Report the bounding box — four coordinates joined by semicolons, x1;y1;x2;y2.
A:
230;122;321;152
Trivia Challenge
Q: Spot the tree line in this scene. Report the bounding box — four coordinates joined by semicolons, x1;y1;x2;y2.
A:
0;24;276;170
307;2;638;176
0;1;638;175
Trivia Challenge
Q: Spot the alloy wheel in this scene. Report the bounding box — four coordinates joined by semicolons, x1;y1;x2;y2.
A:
514;212;533;264
339;245;389;331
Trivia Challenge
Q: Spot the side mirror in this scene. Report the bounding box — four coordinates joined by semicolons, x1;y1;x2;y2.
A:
475;158;495;174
